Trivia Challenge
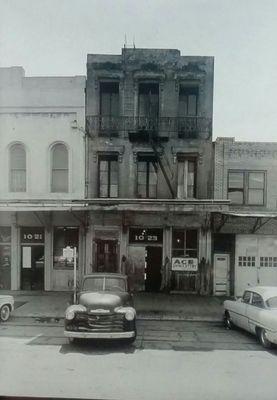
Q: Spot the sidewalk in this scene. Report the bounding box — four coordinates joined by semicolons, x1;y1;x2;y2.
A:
1;290;226;321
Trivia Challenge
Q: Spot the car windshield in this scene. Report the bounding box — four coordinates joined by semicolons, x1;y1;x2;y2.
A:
266;296;277;309
82;277;126;292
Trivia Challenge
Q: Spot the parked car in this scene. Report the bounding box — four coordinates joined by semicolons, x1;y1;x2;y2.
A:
64;273;136;344
0;295;14;322
223;286;277;348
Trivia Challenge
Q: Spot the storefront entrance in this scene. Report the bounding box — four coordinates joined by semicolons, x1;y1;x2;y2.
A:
145;246;162;292
21;245;44;290
20;227;45;290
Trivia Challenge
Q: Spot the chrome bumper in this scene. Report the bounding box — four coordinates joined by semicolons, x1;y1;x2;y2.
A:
64;330;135;339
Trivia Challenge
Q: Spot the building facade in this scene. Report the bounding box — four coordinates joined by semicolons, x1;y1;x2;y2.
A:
214;137;277;296
85;48;229;293
0;67;86;290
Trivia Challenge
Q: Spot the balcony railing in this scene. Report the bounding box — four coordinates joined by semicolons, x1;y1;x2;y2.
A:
86;115;212;140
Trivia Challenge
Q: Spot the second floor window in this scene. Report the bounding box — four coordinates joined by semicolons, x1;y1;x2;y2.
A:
51;144;69;193
228;170;266;205
98;155;119;198
137;156;158;198
9;143;26;192
177;157;196;199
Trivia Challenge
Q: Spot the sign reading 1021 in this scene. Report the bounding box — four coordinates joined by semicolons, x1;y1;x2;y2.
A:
171;257;198;271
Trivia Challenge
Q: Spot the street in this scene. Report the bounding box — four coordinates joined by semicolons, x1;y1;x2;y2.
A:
1;318;277;400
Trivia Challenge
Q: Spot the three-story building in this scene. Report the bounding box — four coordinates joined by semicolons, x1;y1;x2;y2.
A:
85;48;229;293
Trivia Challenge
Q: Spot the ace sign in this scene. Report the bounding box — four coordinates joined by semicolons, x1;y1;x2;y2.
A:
172;257;198;272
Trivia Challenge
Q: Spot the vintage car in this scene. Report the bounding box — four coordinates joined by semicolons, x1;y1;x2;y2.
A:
0;295;14;322
223;286;277;348
64;273;136;343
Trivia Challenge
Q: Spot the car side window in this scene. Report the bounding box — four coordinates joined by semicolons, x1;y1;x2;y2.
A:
242;291;251;303
251;292;264;308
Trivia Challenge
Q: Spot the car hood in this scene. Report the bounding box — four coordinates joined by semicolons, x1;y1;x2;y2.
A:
78;291;130;311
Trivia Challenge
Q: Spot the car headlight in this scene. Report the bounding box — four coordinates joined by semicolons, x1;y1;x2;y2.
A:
65;310;75;320
65;304;86;320
125;309;135;321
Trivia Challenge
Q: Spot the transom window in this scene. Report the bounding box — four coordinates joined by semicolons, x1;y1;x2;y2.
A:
51;143;69;193
228;170;266;205
137;155;158;198
98;154;119;198
9;143;26;192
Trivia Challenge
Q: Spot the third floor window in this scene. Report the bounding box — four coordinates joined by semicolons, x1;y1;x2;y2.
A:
138;82;159;118
228;170;266;206
100;82;119;117
178;85;198;117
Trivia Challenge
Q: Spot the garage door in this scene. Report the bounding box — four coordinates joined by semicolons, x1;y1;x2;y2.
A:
235;235;277;296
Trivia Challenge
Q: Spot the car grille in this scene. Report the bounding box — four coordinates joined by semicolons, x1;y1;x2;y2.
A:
69;312;125;332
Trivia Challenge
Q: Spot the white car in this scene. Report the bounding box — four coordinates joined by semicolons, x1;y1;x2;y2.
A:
0;295;14;322
223;286;277;348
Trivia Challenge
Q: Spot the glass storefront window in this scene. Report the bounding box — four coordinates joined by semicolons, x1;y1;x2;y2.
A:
0;227;11;289
53;227;79;269
172;229;198;258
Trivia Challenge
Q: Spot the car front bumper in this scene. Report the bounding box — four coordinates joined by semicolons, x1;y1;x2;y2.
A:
64;330;136;339
265;331;277;345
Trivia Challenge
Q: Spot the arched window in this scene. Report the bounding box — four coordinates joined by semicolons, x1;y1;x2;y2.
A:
9;144;26;192
51;143;69;193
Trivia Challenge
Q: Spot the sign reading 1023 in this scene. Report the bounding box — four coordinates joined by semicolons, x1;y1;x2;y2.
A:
134;234;158;242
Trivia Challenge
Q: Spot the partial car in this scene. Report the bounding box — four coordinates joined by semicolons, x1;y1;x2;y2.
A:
223;286;277;348
0;295;14;322
64;273;136;344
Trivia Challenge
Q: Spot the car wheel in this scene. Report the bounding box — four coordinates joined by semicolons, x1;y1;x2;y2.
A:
257;328;272;349
0;304;10;322
224;311;233;329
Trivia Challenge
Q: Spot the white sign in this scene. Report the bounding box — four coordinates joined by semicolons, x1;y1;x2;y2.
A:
63;246;74;260
171;257;198;271
22;246;32;269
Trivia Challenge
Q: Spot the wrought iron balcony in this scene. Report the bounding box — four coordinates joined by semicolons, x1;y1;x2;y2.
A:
86;115;212;140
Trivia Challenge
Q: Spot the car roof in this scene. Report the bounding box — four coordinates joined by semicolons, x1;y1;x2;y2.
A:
83;273;127;280
244;286;277;300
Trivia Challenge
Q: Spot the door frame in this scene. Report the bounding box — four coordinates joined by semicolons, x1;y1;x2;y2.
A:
213;253;230;296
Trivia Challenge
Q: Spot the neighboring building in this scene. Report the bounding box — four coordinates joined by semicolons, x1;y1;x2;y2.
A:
214;137;277;296
0;67;86;290
85;48;229;293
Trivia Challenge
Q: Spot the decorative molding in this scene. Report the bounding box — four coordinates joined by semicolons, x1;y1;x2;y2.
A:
227;148;277;159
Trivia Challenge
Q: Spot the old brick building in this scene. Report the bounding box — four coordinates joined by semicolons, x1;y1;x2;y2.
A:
214;137;277;296
84;48;228;293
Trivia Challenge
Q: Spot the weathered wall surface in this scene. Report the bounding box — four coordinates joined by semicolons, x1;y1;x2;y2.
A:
86;48;214;200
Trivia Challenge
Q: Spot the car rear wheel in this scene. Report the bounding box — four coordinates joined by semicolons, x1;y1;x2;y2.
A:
257;328;272;349
0;304;10;322
224;311;233;329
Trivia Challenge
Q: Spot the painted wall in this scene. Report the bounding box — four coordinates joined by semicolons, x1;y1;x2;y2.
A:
0;67;86;200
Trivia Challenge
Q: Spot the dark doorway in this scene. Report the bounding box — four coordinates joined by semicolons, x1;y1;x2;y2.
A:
95;239;118;273
145;246;162;292
21;245;44;290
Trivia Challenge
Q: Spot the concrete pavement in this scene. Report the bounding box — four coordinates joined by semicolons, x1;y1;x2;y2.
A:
1;290;226;321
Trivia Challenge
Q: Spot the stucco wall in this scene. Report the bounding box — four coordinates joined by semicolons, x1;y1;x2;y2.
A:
0;67;86;200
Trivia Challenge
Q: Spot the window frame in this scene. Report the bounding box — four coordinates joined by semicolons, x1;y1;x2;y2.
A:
9;143;27;192
50;143;69;193
99;81;120;117
98;154;119;198
137;155;158;199
251;292;265;308
178;85;199;117
227;170;266;206
177;155;197;199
